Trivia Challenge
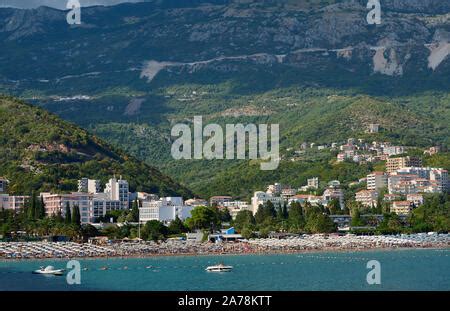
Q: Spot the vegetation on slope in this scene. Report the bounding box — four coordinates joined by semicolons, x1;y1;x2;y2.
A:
0;95;192;197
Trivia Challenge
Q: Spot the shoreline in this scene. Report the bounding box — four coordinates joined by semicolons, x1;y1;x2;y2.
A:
1;245;448;262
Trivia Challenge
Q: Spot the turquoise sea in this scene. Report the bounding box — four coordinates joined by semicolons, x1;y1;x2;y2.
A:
0;249;449;291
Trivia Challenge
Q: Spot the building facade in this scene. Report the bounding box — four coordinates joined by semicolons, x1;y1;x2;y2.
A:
78;178;101;194
386;156;422;173
209;196;233;207
104;176;129;209
139;197;193;224
0;194;29;210
251;191;284;215
367;172;388;190
391;201;412;215
222;201;251;219
355;190;379;208
307;177;319;189
41;192;93;224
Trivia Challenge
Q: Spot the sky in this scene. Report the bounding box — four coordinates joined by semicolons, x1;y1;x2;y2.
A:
0;0;144;9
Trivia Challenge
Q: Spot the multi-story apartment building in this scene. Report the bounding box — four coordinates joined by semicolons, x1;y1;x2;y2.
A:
184;198;208;207
355;190;379;208
209;196;233;207
406;194;424;207
42;192;122;224
289;194;323;207
307;177;319;189
430;169;449;192
222;201;251;219
0;194;29;210
104;176;129;209
281;188;297;200
388;174;420;195
367;172;388;190
391;201;412;215
137;192;159;202
383;146;405;157
78;178;101;194
41;192;93;224
386;156;422;173
139;197;193;224
391;167;449;193
383;194;401;202
251;191;284;215
90;193;121;222
266;183;282;195
322;187;345;210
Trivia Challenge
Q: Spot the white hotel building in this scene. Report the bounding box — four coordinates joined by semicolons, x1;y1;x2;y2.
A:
251;191;284;215
388;167;449;194
104;176;129;210
139;197;194;224
367;172;388;191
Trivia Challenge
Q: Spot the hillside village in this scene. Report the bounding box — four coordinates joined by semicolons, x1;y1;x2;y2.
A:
1;135;448;236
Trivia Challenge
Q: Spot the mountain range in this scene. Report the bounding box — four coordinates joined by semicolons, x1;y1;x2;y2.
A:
0;0;448;198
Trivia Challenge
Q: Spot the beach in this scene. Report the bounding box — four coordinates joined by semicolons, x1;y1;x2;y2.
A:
1;233;448;260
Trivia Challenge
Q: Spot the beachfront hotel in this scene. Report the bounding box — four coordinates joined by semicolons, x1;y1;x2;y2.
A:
386;156;422;173
41;192;123;225
41;192;93;224
104;176;129;210
251;191;284;215
139;197;194;224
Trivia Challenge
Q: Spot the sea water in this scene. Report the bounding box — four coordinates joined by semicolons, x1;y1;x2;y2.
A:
0;249;448;291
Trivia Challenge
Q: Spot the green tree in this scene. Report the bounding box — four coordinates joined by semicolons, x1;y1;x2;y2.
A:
80;224;99;241
351;208;364;227
233;210;256;231
219;208;232;223
288;202;305;232
142;220;168;242
328;199;341;215
281;203;289;219
64;202;72;224
28;191;37;221
131;199;140;222
71;205;81;227
185;206;221;232
305;212;336;233
38;196;46;219
241;226;254;239
168;216;188;235
255;201;276;224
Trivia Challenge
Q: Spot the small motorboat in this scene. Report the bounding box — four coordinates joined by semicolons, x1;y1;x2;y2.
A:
205;263;233;272
32;266;65;276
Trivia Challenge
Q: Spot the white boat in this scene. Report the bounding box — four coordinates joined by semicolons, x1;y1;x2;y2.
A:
205;263;233;272
32;266;65;276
